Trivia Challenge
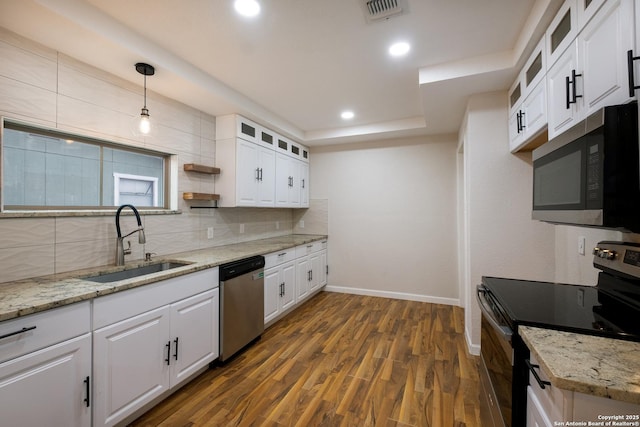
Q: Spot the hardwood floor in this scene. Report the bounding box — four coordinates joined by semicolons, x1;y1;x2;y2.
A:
129;292;481;427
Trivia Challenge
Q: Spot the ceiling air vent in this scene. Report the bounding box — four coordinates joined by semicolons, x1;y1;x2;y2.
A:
361;0;407;24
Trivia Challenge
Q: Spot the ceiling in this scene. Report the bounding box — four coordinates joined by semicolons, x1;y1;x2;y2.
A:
0;0;562;145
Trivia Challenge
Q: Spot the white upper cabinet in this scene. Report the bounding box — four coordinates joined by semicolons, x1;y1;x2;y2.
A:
579;0;635;115
215;114;309;208
509;38;548;152
235;139;276;207
546;0;636;139
546;1;579;69
547;39;580;138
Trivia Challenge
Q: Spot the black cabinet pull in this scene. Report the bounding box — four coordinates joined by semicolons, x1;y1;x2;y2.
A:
0;325;36;341
565;75;571;109
83;376;90;407
516;111;522;133
173;337;179;361
165;341;171;365
520;111;526;130
525;359;551;389
280;283;285;297
627;50;640;97
566;69;582;109
255;168;260;181
302;179;305;189
259;168;263;181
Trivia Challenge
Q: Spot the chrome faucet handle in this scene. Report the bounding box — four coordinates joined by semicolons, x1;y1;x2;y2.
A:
124;240;132;256
145;252;156;262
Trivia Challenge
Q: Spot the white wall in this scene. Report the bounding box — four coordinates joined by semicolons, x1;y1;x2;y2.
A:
311;135;459;304
461;91;556;353
554;226;640;285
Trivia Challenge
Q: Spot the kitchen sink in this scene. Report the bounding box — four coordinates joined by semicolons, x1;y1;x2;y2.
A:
83;261;192;283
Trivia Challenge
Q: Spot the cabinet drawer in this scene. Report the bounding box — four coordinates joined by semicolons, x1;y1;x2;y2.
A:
528;353;572;422
264;249;296;269
93;267;218;329
295;241;327;258
0;301;90;363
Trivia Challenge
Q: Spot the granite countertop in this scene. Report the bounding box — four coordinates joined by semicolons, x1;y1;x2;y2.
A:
0;234;327;323
519;326;640;405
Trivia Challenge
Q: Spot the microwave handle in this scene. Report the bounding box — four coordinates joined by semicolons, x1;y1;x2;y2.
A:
476;285;513;340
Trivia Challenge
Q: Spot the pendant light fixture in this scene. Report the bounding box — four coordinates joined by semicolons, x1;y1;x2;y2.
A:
135;62;155;135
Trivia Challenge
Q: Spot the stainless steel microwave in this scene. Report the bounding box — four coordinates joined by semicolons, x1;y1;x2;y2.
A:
532;102;640;232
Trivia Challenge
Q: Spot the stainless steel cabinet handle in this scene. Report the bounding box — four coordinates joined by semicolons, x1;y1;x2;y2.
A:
0;325;36;340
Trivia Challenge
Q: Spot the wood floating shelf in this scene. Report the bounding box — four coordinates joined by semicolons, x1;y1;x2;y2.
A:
183;164;220;175
182;192;220;201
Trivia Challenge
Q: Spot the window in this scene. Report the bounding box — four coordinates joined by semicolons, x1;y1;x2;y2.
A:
1;120;169;210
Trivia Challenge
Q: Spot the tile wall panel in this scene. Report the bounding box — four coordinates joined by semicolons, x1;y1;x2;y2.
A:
0;39;57;91
0;77;57;124
0;245;55;283
58;62;139;115
55;238;115;274
0;218;55;249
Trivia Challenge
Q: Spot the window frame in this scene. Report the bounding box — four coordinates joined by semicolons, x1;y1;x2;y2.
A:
1;117;173;214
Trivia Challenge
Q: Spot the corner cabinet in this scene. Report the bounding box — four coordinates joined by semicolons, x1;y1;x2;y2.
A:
215;114;309;208
0;302;92;427
92;268;219;427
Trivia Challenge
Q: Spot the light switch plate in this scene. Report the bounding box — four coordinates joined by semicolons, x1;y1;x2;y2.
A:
578;236;586;256
207;227;214;239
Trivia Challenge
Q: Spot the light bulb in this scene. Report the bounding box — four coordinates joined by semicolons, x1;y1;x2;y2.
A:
234;0;260;17
139;108;151;135
389;42;411;57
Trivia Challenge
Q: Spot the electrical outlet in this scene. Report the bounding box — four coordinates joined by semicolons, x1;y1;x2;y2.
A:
299;220;305;229
578;236;586;255
207;227;214;239
239;224;245;234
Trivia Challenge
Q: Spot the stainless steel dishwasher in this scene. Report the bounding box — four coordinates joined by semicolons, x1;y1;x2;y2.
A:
219;255;265;362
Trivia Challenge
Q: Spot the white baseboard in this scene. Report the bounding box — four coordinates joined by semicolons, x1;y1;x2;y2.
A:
323;285;460;306
465;328;481;356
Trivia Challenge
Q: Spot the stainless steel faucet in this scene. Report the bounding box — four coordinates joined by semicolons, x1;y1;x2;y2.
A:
115;204;146;266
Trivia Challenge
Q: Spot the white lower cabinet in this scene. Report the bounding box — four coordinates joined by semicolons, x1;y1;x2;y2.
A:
296;241;328;302
526;352;640;426
93;306;171;427
0;333;92;427
93;289;219;427
92;268;219;427
264;260;296;325
0;302;92;427
527;386;553;427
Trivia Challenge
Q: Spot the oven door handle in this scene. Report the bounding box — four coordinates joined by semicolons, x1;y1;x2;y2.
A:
476;285;513;340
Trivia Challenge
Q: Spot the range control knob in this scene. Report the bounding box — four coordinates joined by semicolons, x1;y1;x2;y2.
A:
596;249;617;260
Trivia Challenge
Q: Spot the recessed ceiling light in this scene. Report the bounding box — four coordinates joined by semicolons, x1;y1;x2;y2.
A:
234;0;261;17
389;42;411;57
341;111;355;120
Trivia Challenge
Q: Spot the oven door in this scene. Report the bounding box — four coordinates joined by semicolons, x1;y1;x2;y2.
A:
477;285;514;427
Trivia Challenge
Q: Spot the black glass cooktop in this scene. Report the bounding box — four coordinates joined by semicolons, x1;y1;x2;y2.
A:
481;276;640;342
